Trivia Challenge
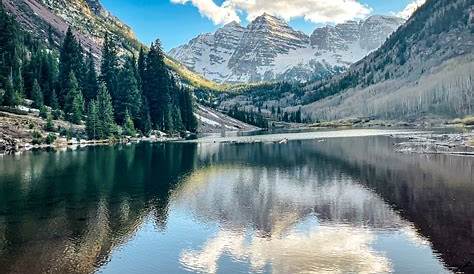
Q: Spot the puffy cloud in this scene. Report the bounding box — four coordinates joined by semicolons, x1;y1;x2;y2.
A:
170;0;240;25
171;0;372;25
397;0;426;19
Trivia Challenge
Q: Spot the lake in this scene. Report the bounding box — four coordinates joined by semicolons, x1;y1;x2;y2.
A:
0;130;473;273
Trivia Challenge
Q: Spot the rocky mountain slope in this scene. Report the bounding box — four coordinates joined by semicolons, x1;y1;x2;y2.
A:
1;0;222;90
169;14;404;83
1;0;253;136
301;0;473;121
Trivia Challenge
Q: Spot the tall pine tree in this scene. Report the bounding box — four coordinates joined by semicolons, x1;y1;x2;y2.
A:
116;56;142;124
0;2;19;83
137;47;146;89
122;109;136;136
138;97;152;136
179;88;198;133
143;40;172;131
58;27;84;107
64;71;84;124
100;33;119;111
2;71;19;107
31;79;43;108
96;83;116;139
84;49;99;102
86;99;99;140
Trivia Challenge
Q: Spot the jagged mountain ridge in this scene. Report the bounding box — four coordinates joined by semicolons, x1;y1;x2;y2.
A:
210;0;473;123
169;14;404;83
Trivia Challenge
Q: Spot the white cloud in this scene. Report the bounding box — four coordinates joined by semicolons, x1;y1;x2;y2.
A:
170;0;240;25
397;0;426;19
170;0;372;25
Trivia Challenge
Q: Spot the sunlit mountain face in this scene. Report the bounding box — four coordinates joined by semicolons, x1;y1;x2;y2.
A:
0;134;472;273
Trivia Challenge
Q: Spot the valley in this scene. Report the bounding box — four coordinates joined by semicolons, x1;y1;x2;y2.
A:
0;1;473;273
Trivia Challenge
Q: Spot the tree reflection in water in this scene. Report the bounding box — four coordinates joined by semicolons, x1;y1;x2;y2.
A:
0;136;472;273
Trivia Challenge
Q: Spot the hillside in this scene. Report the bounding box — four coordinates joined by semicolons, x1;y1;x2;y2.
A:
1;0;223;91
169;14;403;83
301;0;473;121
213;0;473;123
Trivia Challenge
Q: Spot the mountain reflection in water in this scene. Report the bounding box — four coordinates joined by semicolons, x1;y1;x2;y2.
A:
0;134;472;273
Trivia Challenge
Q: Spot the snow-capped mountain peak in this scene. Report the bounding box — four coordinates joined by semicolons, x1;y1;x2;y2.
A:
169;14;404;84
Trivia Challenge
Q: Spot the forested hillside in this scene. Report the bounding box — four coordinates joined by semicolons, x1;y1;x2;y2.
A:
1;0;224;91
207;0;473;124
301;0;473;121
0;2;197;141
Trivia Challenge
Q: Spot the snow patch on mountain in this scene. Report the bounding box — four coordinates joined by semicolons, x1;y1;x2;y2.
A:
169;14;404;84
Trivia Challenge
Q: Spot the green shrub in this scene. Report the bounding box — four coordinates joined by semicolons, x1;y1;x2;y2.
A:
39;106;48;119
66;127;73;141
45;133;57;145
32;131;43;145
59;127;67;137
52;109;63;120
44;113;55;132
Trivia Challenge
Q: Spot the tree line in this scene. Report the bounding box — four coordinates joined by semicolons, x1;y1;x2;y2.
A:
0;2;197;140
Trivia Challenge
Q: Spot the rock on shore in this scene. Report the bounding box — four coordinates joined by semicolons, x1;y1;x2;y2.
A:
393;132;474;155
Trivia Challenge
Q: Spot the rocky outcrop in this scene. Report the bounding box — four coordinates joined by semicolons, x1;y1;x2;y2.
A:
1;0;138;60
169;14;404;83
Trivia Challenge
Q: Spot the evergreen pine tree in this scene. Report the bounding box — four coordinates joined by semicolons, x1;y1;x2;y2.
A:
100;33;119;109
31;79;43;108
138;97;152;136
39;105;48;119
122;109;136;136
137;47;146;88
50;88;59;110
170;104;183;133
2;72;19;107
64;72;84;124
71;89;84;124
0;2;19;81
58;27;85;107
86;99;99;139
13;66;24;100
143;40;172;131
96;83;116;139
179;88;198;133
40;51;58;106
45;111;54;132
84;49;99;102
116;56;142;123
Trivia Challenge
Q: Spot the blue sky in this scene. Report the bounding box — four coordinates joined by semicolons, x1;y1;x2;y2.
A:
101;0;420;51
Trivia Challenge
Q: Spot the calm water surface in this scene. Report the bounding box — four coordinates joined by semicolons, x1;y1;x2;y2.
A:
0;130;473;273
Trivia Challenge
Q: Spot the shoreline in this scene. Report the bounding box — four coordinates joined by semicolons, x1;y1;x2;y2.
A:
0;135;183;155
1;128;473;157
1;107;473;156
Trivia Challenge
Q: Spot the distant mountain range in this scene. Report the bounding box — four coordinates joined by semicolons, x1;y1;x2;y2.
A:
214;0;473;122
169;14;404;83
